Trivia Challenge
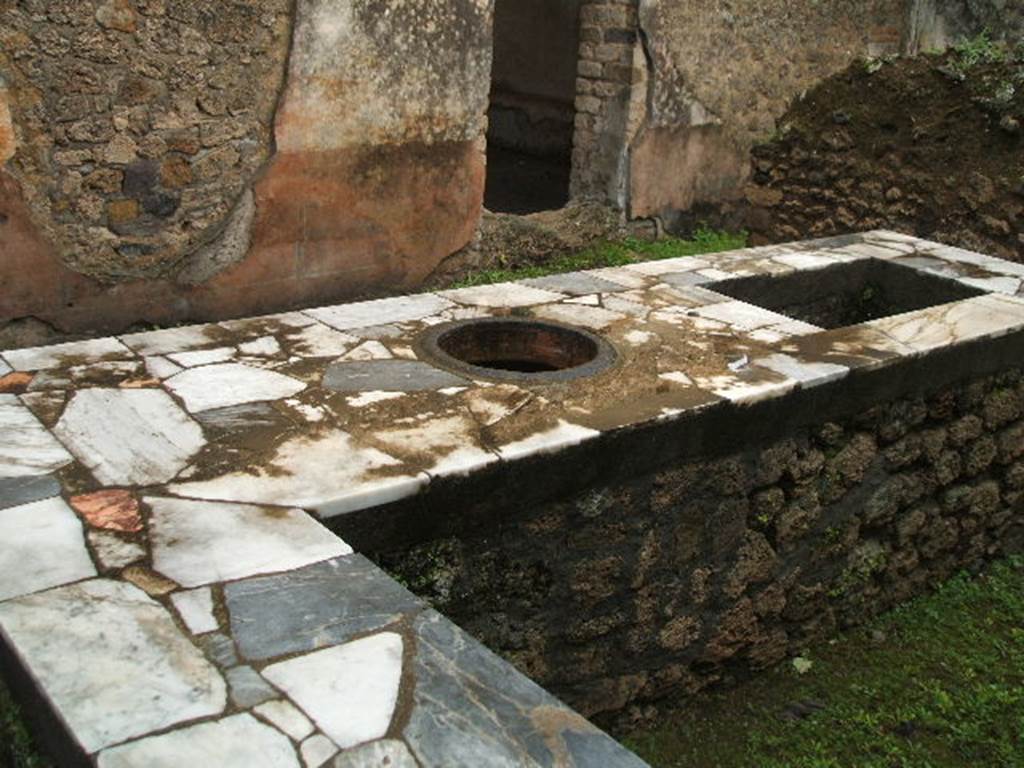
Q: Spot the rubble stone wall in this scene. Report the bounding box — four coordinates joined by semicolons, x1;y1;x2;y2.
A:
0;0;493;342
382;366;1024;728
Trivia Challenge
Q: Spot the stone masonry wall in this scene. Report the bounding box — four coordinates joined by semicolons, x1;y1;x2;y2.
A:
382;367;1024;730
626;0;909;223
0;0;493;343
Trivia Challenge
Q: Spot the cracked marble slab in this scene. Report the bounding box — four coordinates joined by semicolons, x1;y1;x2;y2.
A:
53;388;205;485
169;429;427;517
263;632;403;749
147;496;352;588
306;295;453;331
0;395;74;478
226;555;421;661
97;713;298;768
0;580;226;753
0;497;95;601
166;363;307;413
1;338;133;372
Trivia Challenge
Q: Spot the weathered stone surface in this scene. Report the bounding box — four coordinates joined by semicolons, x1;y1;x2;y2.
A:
0;497;96;601
521;272;628;296
0;474;61;511
171;588;218;635
97;714;298;768
331;740;418;768
263;633;403;749
87;530;145;571
226;556;421;661
168;429;426;517
226;665;278;709
323;360;468;393
165;363;306;413
53;389;205;485
404;610;646;768
147;496;351;588
255;700;315;742
0;395;73;478
0;580;226;753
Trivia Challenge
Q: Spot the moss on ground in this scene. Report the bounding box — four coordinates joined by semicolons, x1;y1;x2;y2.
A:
625;557;1024;768
1;676;51;768
445;228;749;288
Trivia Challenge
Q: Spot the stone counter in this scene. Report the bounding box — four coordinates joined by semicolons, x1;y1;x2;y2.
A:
1;230;1023;765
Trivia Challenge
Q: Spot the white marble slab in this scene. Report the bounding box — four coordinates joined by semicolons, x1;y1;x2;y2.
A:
144;355;184;380
867;294;1024;353
239;336;283;357
171;587;218;634
166;363;306;413
263;632;403;750
97;714;298;768
53;389;205;485
532;303;626;330
306;294;453;331
120;326;223;356
623;256;710;275
285;323;358;358
0;357;10;376
0;497;95;601
255;700;315;742
438;283;565;308
0;579;226;753
169;429;427;518
87;530;145;571
495;420;600;462
752;353;850;388
375;414;496;478
300;734;339;767
692;300;794;332
147;497;352;588
0;394;74;478
1;338;133;372
332;741;418;768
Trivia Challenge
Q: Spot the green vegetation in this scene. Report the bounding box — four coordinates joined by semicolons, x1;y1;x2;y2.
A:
446;228;749;289
1;677;50;768
953;31;1008;70
625;557;1024;768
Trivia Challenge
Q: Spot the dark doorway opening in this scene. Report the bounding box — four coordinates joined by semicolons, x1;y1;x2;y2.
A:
484;0;581;214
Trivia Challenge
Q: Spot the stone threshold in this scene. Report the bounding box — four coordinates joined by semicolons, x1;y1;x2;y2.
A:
1;230;1023;766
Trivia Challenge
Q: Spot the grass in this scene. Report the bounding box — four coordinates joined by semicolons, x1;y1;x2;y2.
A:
445;228;749;288
1;676;50;768
625;557;1024;768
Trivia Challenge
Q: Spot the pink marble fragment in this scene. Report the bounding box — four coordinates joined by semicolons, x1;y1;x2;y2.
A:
70;489;143;533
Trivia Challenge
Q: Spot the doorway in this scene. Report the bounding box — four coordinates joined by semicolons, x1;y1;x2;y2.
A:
484;0;582;214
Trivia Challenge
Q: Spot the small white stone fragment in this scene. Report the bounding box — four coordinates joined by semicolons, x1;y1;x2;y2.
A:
144;356;184;380
332;740;418;768
345;391;406;407
300;734;339;767
263;633;403;749
239;336;283;357
87;530;145;570
0;497;96;601
285;324;359;358
339;341;392;361
658;371;693;386
254;700;315;742
171;588;218;634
